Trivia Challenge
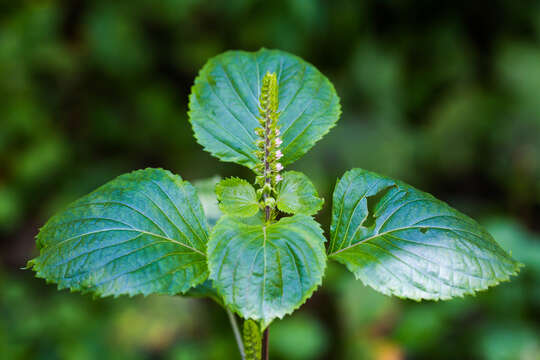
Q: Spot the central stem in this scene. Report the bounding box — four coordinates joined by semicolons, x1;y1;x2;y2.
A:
262;328;269;360
261;77;272;360
254;71;282;360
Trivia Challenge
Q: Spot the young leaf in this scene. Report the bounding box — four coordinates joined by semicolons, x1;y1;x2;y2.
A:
188;48;341;169
216;177;260;217
276;171;324;216
208;214;327;328
28;168;210;297
243;319;262;360
328;168;521;301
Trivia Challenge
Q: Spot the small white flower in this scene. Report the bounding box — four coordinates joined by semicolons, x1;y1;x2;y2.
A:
275;128;280;136
275;163;283;171
275;150;283;159
275;137;283;146
275;174;283;182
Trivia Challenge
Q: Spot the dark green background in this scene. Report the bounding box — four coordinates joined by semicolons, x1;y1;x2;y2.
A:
1;1;539;359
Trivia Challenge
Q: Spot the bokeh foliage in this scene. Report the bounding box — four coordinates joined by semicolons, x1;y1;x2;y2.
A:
1;0;539;359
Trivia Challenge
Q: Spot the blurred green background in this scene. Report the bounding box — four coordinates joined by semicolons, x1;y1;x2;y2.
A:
1;1;539;359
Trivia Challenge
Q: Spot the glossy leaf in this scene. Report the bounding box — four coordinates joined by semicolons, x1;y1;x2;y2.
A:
216;177;260;217
28;168;209;297
276;171;324;216
188;48;341;169
328;168;521;300
243;319;262;360
208;214;327;327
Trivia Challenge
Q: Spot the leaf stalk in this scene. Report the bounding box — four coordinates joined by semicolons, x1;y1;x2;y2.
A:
226;308;246;360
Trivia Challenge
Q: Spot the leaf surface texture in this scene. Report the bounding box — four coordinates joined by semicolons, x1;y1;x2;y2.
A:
29;168;209;297
189;48;341;169
208;214;326;327
329;168;521;300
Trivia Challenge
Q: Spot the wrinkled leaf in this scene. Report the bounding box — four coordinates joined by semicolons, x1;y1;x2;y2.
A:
208;214;327;327
276;171;324;216
329;168;521;300
188;48;341;169
29;168;209;297
216;177;260;217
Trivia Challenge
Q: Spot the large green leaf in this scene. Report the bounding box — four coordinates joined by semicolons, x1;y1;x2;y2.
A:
208;214;327;327
276;171;324;216
216;177;260;217
328;168;521;300
28;168;209;297
188;48;341;169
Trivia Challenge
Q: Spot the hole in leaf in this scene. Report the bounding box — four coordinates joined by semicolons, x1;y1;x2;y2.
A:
361;184;397;228
420;227;428;234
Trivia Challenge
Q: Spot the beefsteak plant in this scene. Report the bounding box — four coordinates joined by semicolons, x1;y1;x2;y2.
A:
28;49;521;360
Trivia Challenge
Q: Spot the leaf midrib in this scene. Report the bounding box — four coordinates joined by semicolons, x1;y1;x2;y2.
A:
41;227;205;257
329;225;488;258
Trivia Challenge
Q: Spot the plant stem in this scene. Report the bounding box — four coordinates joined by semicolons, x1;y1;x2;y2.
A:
259;72;276;360
262;328;269;360
262;118;271;359
226;308;245;360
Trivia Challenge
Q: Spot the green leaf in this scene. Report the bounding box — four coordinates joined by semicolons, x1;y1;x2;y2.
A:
184;280;224;307
28;168;210;297
188;48;341;169
208;214;327;327
276;171;324;216
193;176;222;227
243;319;262;360
216;177;260;217
328;168;521;301
183;177;224;306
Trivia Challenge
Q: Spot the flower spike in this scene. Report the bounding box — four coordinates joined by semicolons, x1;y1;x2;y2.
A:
253;72;284;217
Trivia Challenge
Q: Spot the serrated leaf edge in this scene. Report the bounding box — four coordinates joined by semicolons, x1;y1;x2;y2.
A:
331;254;523;301
275;171;325;216
215;176;260;217
328;167;523;301
27;168;211;298
208;214;327;328
187;48;342;169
